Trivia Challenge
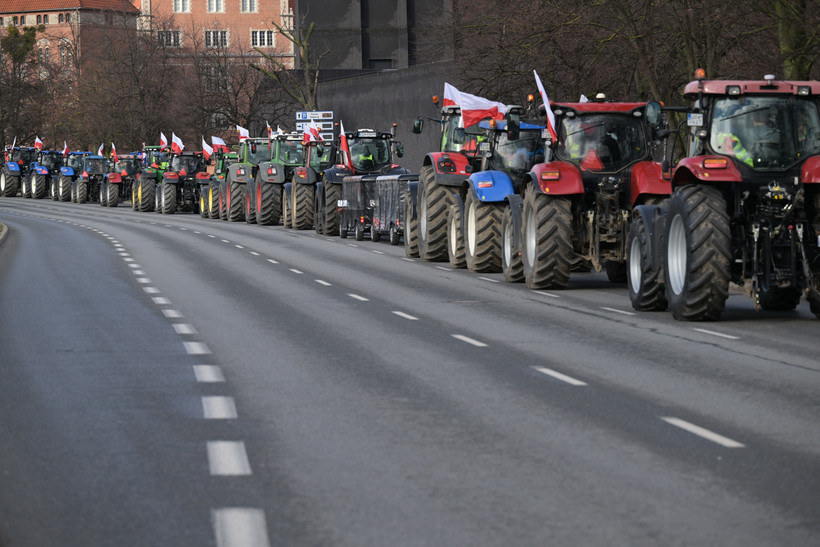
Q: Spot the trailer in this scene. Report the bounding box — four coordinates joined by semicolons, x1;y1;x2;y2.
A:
338;174;378;240
369;173;416;244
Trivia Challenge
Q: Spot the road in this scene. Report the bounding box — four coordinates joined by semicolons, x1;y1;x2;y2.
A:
1;197;819;546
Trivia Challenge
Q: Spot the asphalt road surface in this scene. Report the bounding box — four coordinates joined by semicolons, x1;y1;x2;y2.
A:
1;197;819;546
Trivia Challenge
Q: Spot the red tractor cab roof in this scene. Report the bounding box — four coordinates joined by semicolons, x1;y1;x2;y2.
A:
683;78;820;98
552;102;649;113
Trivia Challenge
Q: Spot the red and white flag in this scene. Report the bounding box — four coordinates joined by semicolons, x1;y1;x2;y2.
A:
237;125;249;142
211;136;229;153
339;120;354;174
171;132;184;154
160;132;168;150
202;137;213;161
111;142;119;163
97;143;104;156
34;136;43;150
443;83;507;128
266;121;273;139
302;120;323;145
533;70;558;141
443;83;459;107
62;141;70;156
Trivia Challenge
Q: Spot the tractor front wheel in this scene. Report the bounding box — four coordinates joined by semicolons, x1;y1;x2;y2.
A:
446;204;466;269
522;190;573;290
501;203;524;283
464;191;502;273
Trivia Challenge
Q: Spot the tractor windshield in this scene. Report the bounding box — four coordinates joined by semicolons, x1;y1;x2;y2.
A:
348;138;391;171
40;154;62;170
557;114;648;171
277;140;303;164
67;155;84;169
709;96;820;170
84;158;106;174
309;144;333;170
489;128;545;174
171;155;201;173
116;159;138;175
442;114;485;154
245;141;270;164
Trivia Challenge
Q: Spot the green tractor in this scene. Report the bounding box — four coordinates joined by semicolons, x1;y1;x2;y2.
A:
132;146;169;212
248;131;305;225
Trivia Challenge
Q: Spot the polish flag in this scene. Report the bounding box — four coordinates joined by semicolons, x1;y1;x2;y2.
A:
212;136;229;153
339;120;354;174
171;132;184;154
34;136;43;150
443;83;459;107
202;137;213;161
302;120;323;145
266;120;273;139
62;141;70;156
533;70;558;141
111;142;118;163
160;132;168;150
444;83;507;128
276;125;285;136
237;125;249;142
97;143;105;156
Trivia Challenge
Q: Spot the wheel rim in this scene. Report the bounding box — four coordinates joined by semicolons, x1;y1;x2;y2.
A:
503;216;512;268
257;184;262;216
628;235;642;294
420;191;428;237
1;173;5;191
525;203;536;269
667;214;687;295
467;200;477;256
138;182;142;203
449;212;458;254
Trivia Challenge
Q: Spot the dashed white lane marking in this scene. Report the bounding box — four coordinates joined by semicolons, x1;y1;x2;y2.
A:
211;508;270;547
315;279;331;286
693;328;740;340
133;270;146;275
532;366;588;386
162;309;183;318
194;365;225;383
348;294;369;302
222;239;230;243
266;259;279;264
371;250;384;254
347;243;358;248
127;263;140;269
392;311;418;321
184;341;211;355
235;244;244;249
123;257;135;262
290;268;303;274
136;278;151;284
435;266;451;271
401;258;415;262
208;235;216;238
143;287;161;294
250;251;260;256
207;441;252;476
152;296;172;305
478;276;500;283
535;291;560;298
173;323;197;335
601;307;635;316
203;396;238;419
118;252;130;256
661;417;745;448
451;334;488;347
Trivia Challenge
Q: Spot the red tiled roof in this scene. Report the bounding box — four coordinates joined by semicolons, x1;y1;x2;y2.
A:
0;1;139;13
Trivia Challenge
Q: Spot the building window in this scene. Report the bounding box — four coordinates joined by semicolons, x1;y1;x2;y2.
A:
173;0;191;13
43;14;48;24
158;30;182;48
65;13;70;23
37;15;41;24
59;14;63;23
0;18;4;26
20;15;25;25
13;16;18;25
251;30;275;48
203;66;229;92
44;46;49;62
240;0;257;13
207;0;224;13
205;30;228;48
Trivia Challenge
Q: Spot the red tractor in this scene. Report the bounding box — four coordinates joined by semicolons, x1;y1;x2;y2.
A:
506;98;670;288
628;72;820;320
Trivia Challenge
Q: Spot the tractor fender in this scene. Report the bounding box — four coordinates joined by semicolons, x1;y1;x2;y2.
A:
162;172;180;184
632;203;667;271
506;193;524;251
323;165;352;183
5;162;20;173
256;162;286;183
227;164;253;184
60;166;75;177
424;151;473;186
530;161;584;195
468;170;514;203
672;156;743;188
629;161;671;206
106;172;122;184
140;170;157;180
35;166;49;176
801;156;820;184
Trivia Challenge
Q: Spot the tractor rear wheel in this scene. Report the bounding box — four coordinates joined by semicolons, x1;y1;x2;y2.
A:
257;182;279;225
139;179;155;212
664;185;731;321
76;181;88;203
1;170;18;197
417;165;451;261
99;183;108;206
627;213;667;311
227;181;244;222
403;195;418;257
502;203;524;283
162;182;176;214
208;183;219;219
447;204;466;269
323;183;341;235
292;183;314;230
522;190;573;289
21;175;30;198
59;176;71;202
33;174;47;199
464;191;502;273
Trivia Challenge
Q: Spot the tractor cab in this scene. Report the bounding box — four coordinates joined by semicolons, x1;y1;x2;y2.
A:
478;117;545;188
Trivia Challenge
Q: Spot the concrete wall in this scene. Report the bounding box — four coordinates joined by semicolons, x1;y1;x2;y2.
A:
317;60;460;172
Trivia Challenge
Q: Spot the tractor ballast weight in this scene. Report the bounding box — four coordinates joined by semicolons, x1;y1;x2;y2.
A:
628;74;820;320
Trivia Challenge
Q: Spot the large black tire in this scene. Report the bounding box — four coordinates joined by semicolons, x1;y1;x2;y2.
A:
199;191;209;218
208;183;220;219
389;224;401;245
139;178;155;212
99;183;108;206
355;222;365;241
51;178;59;201
1;170;19;197
627;213;667;311
245;187;256;224
226;181;244;222
522;190;573;289
33;174;47;199
605;261;627;283
404;195;419;257
282;188;292;228
292;183;314;230
314;191;323;234
417;165;452;261
257;182;280;225
323;183;342;236
21;174;31;198
370;224;381;242
131;181;138;210
464;191;502;273
808;286;820;319
502;203;524;283
447;204;466;268
59;175;71;202
664;185;731;321
162;182;176;214
76;181;88;203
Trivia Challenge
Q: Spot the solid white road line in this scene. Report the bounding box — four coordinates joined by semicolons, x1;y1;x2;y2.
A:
451;334;488;347
661;416;745;448
692;328;740;340
532;366;588;386
202;396;238;419
392;311;419;321
193;365;225;383
211;508;270;547
207;441;252;476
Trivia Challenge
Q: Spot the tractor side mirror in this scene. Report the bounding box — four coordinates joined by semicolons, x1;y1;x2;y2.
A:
395;144;404;158
316;144;325;157
250;142;257;154
505;110;521;141
412;118;424;134
645;101;661;126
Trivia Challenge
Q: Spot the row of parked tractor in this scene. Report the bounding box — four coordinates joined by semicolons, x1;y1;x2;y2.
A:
3;71;820;321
